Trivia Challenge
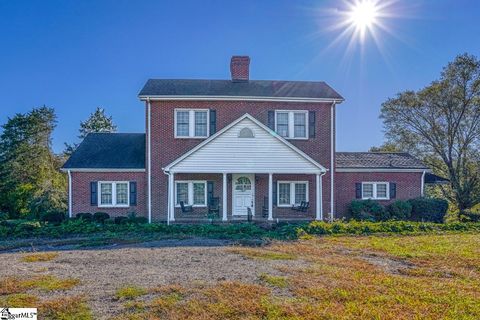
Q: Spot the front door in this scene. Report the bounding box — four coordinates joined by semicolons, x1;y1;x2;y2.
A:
232;174;255;216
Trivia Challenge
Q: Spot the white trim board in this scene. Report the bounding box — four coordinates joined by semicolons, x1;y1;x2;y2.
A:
61;168;145;172
139;95;344;103
336;168;430;173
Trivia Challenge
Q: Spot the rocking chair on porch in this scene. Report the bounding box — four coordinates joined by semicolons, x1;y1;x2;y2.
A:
179;201;193;213
292;201;310;212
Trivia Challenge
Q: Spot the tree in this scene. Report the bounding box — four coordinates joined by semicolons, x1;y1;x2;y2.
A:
380;53;480;213
0;106;67;217
64;107;117;156
369;143;401;152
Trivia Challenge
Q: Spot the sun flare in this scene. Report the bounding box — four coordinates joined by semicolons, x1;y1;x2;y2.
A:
348;0;378;31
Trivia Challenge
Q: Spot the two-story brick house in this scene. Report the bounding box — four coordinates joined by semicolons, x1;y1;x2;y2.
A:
62;56;434;223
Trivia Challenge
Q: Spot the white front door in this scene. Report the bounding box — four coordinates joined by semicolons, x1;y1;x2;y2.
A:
232;174;255;216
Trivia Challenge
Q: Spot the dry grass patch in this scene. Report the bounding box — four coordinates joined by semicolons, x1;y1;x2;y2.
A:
21;252;58;263
40;295;92;320
259;273;289;288
228;247;296;260
0;293;39;307
115;285;148;300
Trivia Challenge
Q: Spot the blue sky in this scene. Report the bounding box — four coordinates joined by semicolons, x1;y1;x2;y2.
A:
0;0;479;153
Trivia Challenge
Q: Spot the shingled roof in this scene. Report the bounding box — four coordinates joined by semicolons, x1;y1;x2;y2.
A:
62;133;145;170
336;152;429;169
138;79;344;100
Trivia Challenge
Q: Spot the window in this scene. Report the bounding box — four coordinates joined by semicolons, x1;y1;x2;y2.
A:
175;181;207;206
175;109;209;138
362;182;389;200
98;182;129;207
275;111;308;139
277;181;309;206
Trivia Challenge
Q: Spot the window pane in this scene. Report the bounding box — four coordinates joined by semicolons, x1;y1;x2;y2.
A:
176;183;189;205
193;183;206;205
176;111;190;136
276;113;289;137
294;113;306;138
100;183;112;205
376;183;387;198
278;183;291;205
194;111;208;136
116;183;128;205
362;184;374;198
295;183;307;204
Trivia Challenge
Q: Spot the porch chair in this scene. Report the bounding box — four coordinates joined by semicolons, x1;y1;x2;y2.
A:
208;197;220;218
180;201;193;213
262;196;269;218
292;201;310;212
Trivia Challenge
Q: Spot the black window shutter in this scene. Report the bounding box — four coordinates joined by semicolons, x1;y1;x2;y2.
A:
309;111;316;138
130;181;137;206
207;181;214;205
272;180;277;206
209;110;217;135
90;181;98;206
355;183;362;199
267;111;275;130
390;182;397;199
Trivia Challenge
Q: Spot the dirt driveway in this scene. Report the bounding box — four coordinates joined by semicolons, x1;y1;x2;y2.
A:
0;239;304;319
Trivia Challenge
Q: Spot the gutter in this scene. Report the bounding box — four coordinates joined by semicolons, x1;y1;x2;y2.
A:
139;95;344;104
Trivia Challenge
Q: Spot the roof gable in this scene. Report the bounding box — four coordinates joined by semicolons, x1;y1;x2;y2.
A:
165;114;326;174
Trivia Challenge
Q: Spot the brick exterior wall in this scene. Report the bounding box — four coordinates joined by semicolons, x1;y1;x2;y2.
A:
335;171;423;218
70;171;147;218
148;100;334;222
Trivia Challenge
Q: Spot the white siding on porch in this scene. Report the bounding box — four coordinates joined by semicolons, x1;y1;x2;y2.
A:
169;117;322;173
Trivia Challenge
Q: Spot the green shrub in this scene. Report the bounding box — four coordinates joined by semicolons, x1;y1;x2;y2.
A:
386;200;412;220
114;216;129;225
93;212;110;223
408;197;448;223
40;211;65;224
75;212;93;222
348;200;388;221
0;212;9;221
130;217;148;224
14;221;41;235
459;211;480;223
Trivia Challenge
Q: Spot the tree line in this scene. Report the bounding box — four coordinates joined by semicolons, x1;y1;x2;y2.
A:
0;53;479;219
0;107;116;219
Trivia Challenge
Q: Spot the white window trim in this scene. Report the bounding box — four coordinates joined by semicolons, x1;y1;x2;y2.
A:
174;109;210;139
174;180;208;207
274;110;309;140
98;181;130;208
277;181;309;207
362;182;390;200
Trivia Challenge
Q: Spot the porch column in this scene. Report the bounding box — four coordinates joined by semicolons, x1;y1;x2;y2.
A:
169;173;175;222
316;173;323;221
268;173;273;221
222;173;228;221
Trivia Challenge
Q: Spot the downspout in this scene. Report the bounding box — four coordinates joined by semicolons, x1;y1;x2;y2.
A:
147;98;152;223
330;101;336;222
67;170;72;218
421;170;426;197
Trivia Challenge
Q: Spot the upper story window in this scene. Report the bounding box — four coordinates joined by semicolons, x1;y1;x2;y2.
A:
98;181;129;207
275;110;308;139
175;109;209;138
362;182;389;200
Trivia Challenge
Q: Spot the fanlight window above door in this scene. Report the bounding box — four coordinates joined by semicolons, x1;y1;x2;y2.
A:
238;127;254;138
235;177;252;191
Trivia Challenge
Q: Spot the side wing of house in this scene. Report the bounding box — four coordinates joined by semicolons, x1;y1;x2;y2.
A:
61;133;147;219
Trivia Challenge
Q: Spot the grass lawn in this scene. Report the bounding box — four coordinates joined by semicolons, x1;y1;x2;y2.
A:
0;233;479;319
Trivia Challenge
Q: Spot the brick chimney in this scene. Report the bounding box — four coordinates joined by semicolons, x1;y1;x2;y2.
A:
230;56;250;82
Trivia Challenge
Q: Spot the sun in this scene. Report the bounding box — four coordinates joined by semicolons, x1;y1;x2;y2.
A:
348;1;378;31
